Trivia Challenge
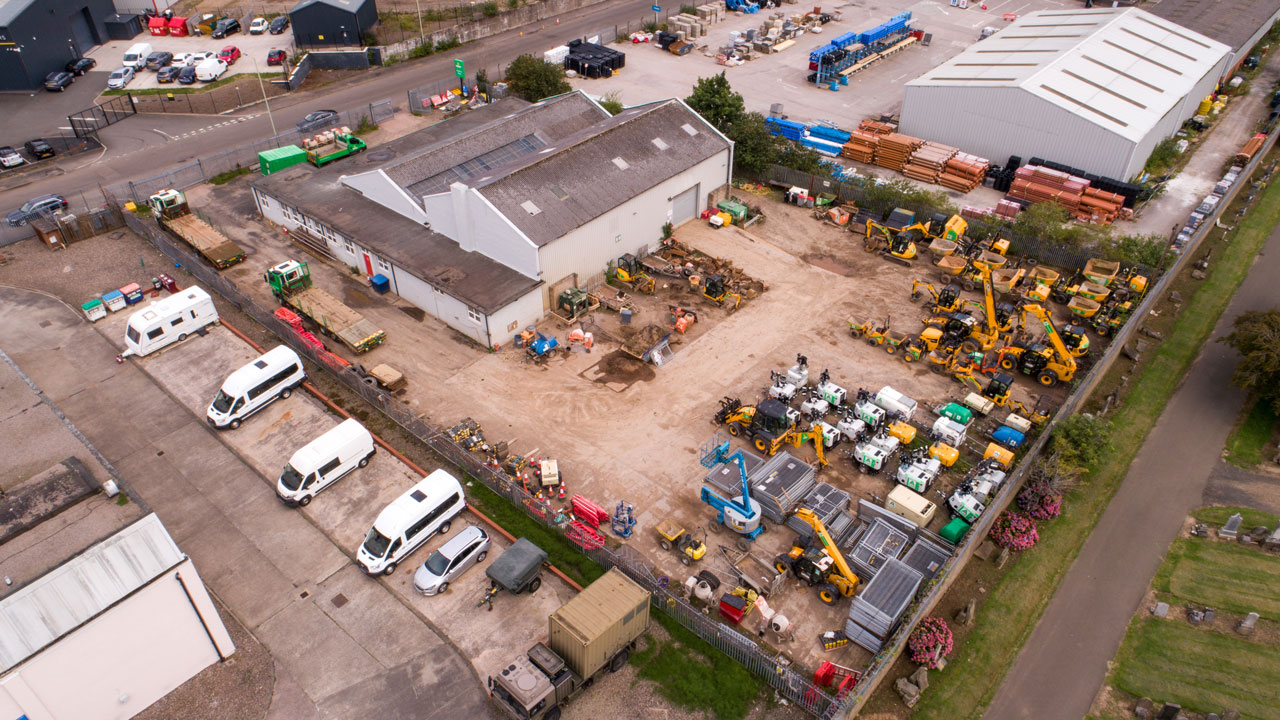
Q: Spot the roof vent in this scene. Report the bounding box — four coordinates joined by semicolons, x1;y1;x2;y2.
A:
253;360;268;369
652;137;669;150
410;489;427;502
521;200;542;216
612;157;630;170
681;123;698;136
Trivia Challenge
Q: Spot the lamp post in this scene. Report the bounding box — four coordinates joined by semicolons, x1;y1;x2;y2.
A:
415;0;425;42
251;56;279;141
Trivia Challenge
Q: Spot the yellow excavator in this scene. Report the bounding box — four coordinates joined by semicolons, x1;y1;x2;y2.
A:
997;304;1079;387
774;507;860;604
936;261;1013;354
614;254;655;294
1018;304;1090;358
863;208;923;266
968;372;1051;425
911;280;965;314
756;423;829;466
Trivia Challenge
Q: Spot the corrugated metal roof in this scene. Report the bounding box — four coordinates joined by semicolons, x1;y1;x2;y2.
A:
1147;0;1280;53
550;568;648;642
908;8;1230;142
0;513;183;671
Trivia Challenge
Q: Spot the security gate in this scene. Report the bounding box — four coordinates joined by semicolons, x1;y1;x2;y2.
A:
68;95;137;138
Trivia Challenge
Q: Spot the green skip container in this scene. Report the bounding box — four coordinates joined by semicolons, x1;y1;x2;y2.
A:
259;145;308;175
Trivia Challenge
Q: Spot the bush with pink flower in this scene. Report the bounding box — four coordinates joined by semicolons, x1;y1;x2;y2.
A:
989;511;1039;551
907;617;954;669
1016;480;1063;521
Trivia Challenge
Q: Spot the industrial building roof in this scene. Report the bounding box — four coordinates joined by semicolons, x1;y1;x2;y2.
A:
908;8;1230;142
1147;0;1280;53
0;0;35;28
473;99;731;247
291;0;373;13
253;152;541;313
0;514;181;671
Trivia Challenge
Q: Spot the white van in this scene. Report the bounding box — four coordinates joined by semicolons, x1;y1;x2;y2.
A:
358;469;465;576
195;57;228;82
121;287;219;359
206;345;305;429
885;485;937;528
122;42;153;69
277;418;375;506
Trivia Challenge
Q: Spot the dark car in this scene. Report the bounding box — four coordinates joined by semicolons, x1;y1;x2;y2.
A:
266;49;286;66
296;109;339;133
24;139;55;160
177;65;197;84
269;16;289;34
157;65;181;83
212;18;240;38
7;194;67;227
43;71;74;91
66;57;96;76
145;51;174;70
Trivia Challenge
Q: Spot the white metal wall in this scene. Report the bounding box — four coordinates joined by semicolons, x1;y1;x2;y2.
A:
341;170;431;224
900;85;1139;179
486;288;547;348
0;559;231;720
537;150;730;310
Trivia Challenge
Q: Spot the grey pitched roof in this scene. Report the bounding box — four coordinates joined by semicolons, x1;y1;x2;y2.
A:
252;153;539;314
382;92;607;197
1147;0;1280;53
473;100;731;247
291;0;373;13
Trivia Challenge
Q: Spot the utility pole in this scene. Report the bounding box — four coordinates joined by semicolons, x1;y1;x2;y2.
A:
252;57;279;141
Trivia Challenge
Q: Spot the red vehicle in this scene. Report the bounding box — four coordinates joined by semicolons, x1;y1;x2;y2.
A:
218;45;241;64
266;49;286;66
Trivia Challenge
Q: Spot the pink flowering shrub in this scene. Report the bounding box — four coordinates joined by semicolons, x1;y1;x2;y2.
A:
989;511;1039;551
1016;480;1063;521
907;617;954;669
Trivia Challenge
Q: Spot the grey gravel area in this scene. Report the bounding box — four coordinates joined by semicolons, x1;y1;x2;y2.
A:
0;232;176;306
133;593;274;720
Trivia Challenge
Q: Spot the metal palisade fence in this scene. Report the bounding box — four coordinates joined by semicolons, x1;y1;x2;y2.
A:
116;208;843;718
109;100;395;205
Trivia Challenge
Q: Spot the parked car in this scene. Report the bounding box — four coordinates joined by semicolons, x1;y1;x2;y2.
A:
296;109;339;132
157;65;181;83
267;49;287;66
7;194;67;226
185;51;214;66
178;65;197;84
218;45;241;65
412;525;490;595
145;51;174;70
24;139;55;160
269;16;289;34
0;146;24;169
249;17;269;34
66;57;96;76
195;57;228;82
43;71;74;91
212;18;240;38
106;66;135;89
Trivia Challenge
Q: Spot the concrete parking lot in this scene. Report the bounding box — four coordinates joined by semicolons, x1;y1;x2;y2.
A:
570;0;1075;126
87;29;294;92
0;71;110;148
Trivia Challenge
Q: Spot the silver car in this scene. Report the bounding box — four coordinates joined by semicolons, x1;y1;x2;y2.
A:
412;525;490;595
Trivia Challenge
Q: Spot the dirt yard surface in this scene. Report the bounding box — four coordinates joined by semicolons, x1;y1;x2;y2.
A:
184;173;1095;675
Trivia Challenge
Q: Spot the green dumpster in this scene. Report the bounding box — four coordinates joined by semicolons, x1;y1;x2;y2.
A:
259;145;308;175
940;517;970;545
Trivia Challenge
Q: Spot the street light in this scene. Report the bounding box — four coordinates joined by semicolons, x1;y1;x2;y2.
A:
415;0;425;42
251;56;279;141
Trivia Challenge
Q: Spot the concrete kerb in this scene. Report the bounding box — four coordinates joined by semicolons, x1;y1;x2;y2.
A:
838;113;1280;715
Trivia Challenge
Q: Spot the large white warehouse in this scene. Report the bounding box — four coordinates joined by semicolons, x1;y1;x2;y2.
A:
900;8;1231;181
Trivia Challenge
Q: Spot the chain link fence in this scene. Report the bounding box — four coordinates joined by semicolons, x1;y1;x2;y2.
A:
109;100;395;204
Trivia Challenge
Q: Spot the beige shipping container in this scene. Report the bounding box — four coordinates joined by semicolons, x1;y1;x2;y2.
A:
548;569;650;678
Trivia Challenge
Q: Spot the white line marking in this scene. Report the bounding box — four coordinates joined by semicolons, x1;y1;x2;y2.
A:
151;128;176;140
57;126;74;130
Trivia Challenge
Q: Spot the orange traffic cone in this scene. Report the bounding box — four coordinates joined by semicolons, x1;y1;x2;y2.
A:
558;484;566;501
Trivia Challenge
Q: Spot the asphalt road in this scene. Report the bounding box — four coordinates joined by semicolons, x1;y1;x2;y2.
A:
983;190;1280;718
0;0;657;244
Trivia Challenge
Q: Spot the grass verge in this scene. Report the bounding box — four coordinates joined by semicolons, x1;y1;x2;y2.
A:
102;73;278;96
1225;400;1277;467
631;612;764;720
1111;619;1280;718
1192;505;1280;530
910;150;1280;719
464;478;605;587
1152;537;1280;620
208;167;252;185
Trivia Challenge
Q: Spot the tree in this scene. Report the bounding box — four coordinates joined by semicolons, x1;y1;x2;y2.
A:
1219;310;1280;413
685;71;744;134
1105;233;1166;269
504;54;571;102
1049;413;1112;471
725;112;779;175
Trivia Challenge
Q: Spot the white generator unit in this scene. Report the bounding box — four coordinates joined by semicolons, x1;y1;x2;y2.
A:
787;354;810;387
874;386;918;421
837;414;867;443
768;371;798;403
815;420;842;447
948;490;985;523
854;396;886;428
896;455;942;493
932;416;967;447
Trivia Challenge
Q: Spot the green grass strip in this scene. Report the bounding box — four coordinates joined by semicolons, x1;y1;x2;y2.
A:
1153;537;1280;621
632;613;764;720
911;155;1280;719
102;72;279;96
1192;505;1280;529
1112;619;1280;719
1225;400;1277;467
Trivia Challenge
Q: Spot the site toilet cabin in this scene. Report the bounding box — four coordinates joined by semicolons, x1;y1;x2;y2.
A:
206;345;306;429
885;485;936;528
121;286;219;359
276;418;376;506
357;469;466;576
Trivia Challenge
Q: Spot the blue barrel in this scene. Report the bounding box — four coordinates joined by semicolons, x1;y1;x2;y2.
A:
993;425;1026;449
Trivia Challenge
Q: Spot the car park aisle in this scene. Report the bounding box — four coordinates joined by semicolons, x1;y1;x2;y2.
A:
0;286;498;719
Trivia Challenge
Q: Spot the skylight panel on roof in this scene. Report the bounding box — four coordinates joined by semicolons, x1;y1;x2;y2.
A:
521;200;542;215
652;137;669;150
681;123;698;136
612;157;630;170
549;184;569;200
